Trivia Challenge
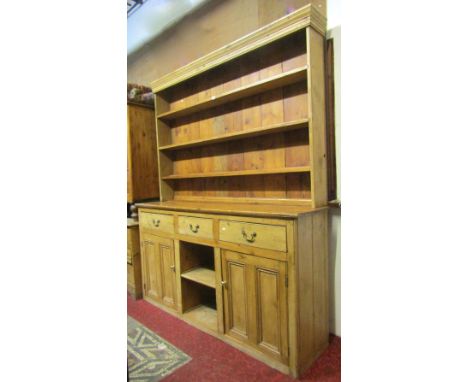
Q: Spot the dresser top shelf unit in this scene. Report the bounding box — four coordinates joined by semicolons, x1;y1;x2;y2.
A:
152;4;327;210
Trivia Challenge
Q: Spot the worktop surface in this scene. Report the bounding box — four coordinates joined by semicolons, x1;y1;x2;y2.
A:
135;200;327;219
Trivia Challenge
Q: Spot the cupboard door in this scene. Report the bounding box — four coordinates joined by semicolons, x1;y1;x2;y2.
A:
221;250;288;363
222;251;251;344
141;233;177;310
252;258;288;362
160;242;177;309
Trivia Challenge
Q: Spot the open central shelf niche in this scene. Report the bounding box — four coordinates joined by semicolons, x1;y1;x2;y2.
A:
180;241;218;332
155;30;313;205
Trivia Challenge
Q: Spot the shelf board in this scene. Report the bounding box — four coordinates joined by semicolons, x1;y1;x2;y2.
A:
157;66;308;120
181;267;216;288
162;166;311;180
159;118;309;151
183;305;218;332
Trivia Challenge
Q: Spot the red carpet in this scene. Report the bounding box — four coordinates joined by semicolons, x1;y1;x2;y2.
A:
128;295;340;381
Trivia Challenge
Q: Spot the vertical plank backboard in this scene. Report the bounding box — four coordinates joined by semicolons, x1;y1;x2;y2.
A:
260;45;285;198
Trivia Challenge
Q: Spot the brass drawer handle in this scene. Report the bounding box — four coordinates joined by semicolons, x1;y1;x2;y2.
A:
170;265;175;272
152;219;160;227
189;223;200;233
242;228;257;243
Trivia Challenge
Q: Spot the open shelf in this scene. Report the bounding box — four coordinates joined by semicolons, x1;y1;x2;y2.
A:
181;277;218;332
157;66;307;120
163;166;311;180
183;304;218;332
179;241;218;332
181;267;216;288
159;118;309;151
179;241;215;288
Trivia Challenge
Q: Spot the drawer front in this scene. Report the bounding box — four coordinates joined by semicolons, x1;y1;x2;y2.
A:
178;215;213;240
140;212;174;234
219;220;287;252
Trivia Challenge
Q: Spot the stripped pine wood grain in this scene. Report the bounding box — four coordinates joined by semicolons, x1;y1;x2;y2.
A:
159;119;309;151
260;45;286;198
222;64;243;189
224;100;245;197
306;27;328;207
240;55;264;199
283;79;310;200
157;67;307;120
281;30;307;72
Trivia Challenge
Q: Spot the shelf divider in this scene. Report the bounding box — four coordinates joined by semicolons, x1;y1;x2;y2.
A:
157;66;308;120
181;267;216;289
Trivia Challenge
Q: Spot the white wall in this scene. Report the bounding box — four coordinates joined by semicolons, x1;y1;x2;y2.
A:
327;0;341;336
329;208;341;336
127;0;211;55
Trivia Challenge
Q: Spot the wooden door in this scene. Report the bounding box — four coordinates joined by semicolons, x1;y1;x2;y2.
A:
141;233;177;310
221;250;288;363
160;241;177;309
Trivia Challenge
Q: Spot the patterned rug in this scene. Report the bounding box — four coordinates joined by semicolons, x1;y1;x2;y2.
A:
127;316;191;382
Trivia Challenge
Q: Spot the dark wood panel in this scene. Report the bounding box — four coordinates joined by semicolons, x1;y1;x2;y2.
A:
127;104;160;202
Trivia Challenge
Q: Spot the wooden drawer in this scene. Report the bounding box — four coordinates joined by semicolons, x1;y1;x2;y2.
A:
178;215;213;240
219;220;287;252
139;212;174;234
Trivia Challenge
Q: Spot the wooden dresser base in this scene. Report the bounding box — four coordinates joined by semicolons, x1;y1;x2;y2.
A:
136;202;329;377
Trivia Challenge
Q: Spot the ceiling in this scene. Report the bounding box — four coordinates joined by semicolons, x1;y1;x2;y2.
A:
127;0;147;17
127;0;211;55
